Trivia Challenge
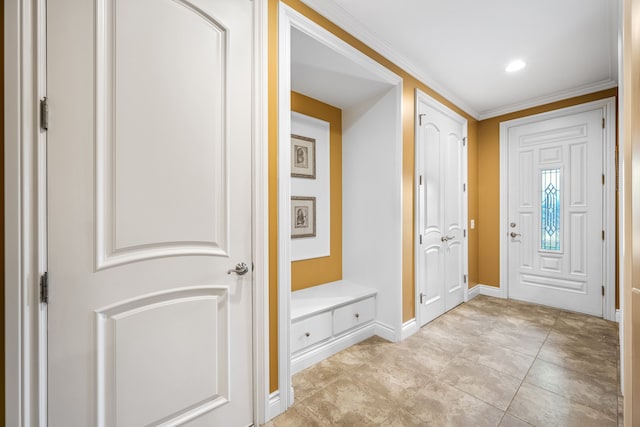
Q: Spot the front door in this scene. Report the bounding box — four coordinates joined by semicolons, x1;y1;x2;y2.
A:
417;95;467;326
47;0;254;425
507;108;603;316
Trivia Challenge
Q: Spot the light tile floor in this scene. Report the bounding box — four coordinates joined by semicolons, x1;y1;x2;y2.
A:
265;295;621;427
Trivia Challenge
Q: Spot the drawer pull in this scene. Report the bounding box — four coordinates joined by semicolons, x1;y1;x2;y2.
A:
355;313;360;319
305;332;310;337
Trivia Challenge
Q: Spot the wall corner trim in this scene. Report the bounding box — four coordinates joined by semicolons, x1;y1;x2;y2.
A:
467;284;504;300
400;319;419;340
374;321;398;343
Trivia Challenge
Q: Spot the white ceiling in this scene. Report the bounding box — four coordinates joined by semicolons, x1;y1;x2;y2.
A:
291;28;395;110
300;0;619;119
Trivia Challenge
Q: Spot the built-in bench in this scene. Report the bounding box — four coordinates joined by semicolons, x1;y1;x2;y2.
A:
290;280;377;374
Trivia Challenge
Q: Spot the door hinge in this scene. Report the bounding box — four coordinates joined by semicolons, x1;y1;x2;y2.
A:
463;229;467;238
419;175;423;185
602;285;605;296
602;230;605;240
463;183;466;192
602;174;605;185
419;114;426;126
419;234;423;245
40;97;49;131
602;117;605;129
40;272;49;304
419;292;426;304
462;137;467;146
463;274;467;284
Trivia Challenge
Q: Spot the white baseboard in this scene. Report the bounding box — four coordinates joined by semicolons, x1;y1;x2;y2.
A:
375;321;398;342
400;318;418;340
291;323;376;374
616;309;621;323
267;390;284;421
468;284;503;300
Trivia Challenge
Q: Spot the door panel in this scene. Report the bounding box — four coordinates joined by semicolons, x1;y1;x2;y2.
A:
420;243;445;320
445;239;463;311
97;0;231;268
98;288;230;426
417;98;466;326
507;109;603;316
47;0;254;425
444;130;464;311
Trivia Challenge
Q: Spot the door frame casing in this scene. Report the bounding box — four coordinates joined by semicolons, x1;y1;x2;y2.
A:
499;97;617;321
6;0;48;424
5;0;270;425
414;89;469;328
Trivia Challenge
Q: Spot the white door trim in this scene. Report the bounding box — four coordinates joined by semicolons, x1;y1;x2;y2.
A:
413;89;469;328
252;0;270;424
276;3;402;418
499;97;617;321
5;0;270;425
6;0;48;424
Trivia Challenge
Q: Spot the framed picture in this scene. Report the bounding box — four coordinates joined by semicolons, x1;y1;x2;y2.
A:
291;196;316;238
291;134;316;179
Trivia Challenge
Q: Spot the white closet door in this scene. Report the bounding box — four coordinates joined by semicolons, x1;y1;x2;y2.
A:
46;0;255;425
417;95;467;326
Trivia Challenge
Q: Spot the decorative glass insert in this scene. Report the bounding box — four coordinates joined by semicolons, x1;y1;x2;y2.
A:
541;168;561;251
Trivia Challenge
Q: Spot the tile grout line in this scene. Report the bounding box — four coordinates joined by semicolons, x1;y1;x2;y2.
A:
509;314;619;424
499;312;559;425
442;304;541;426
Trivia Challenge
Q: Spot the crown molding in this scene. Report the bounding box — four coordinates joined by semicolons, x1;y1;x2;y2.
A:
300;0;480;120
299;0;618;123
477;79;618;120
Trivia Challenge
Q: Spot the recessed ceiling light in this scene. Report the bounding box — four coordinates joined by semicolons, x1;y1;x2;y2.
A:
506;60;526;73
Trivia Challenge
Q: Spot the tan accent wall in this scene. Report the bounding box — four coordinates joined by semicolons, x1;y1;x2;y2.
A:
290;92;343;291
476;88;618;294
468;120;479;287
268;0;478;392
267;0;280;394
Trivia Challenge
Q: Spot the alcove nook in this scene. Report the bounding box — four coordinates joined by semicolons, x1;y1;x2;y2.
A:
277;4;404;405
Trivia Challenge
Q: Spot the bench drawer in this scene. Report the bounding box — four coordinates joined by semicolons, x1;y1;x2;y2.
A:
333;297;375;335
291;311;332;354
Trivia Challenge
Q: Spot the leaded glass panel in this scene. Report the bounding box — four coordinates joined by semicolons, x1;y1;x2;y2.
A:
541;169;561;251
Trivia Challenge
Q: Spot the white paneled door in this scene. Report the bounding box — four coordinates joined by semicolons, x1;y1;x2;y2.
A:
507;109;603;316
47;0;254;425
416;94;467;326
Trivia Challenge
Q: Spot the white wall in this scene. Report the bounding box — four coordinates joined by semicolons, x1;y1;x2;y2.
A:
342;86;403;336
291;112;331;261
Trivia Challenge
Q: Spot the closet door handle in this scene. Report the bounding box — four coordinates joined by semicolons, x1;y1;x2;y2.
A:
441;235;454;242
227;262;249;275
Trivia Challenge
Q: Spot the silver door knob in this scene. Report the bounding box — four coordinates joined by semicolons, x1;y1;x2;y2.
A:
227;262;249;275
441;235;454;242
510;232;521;238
